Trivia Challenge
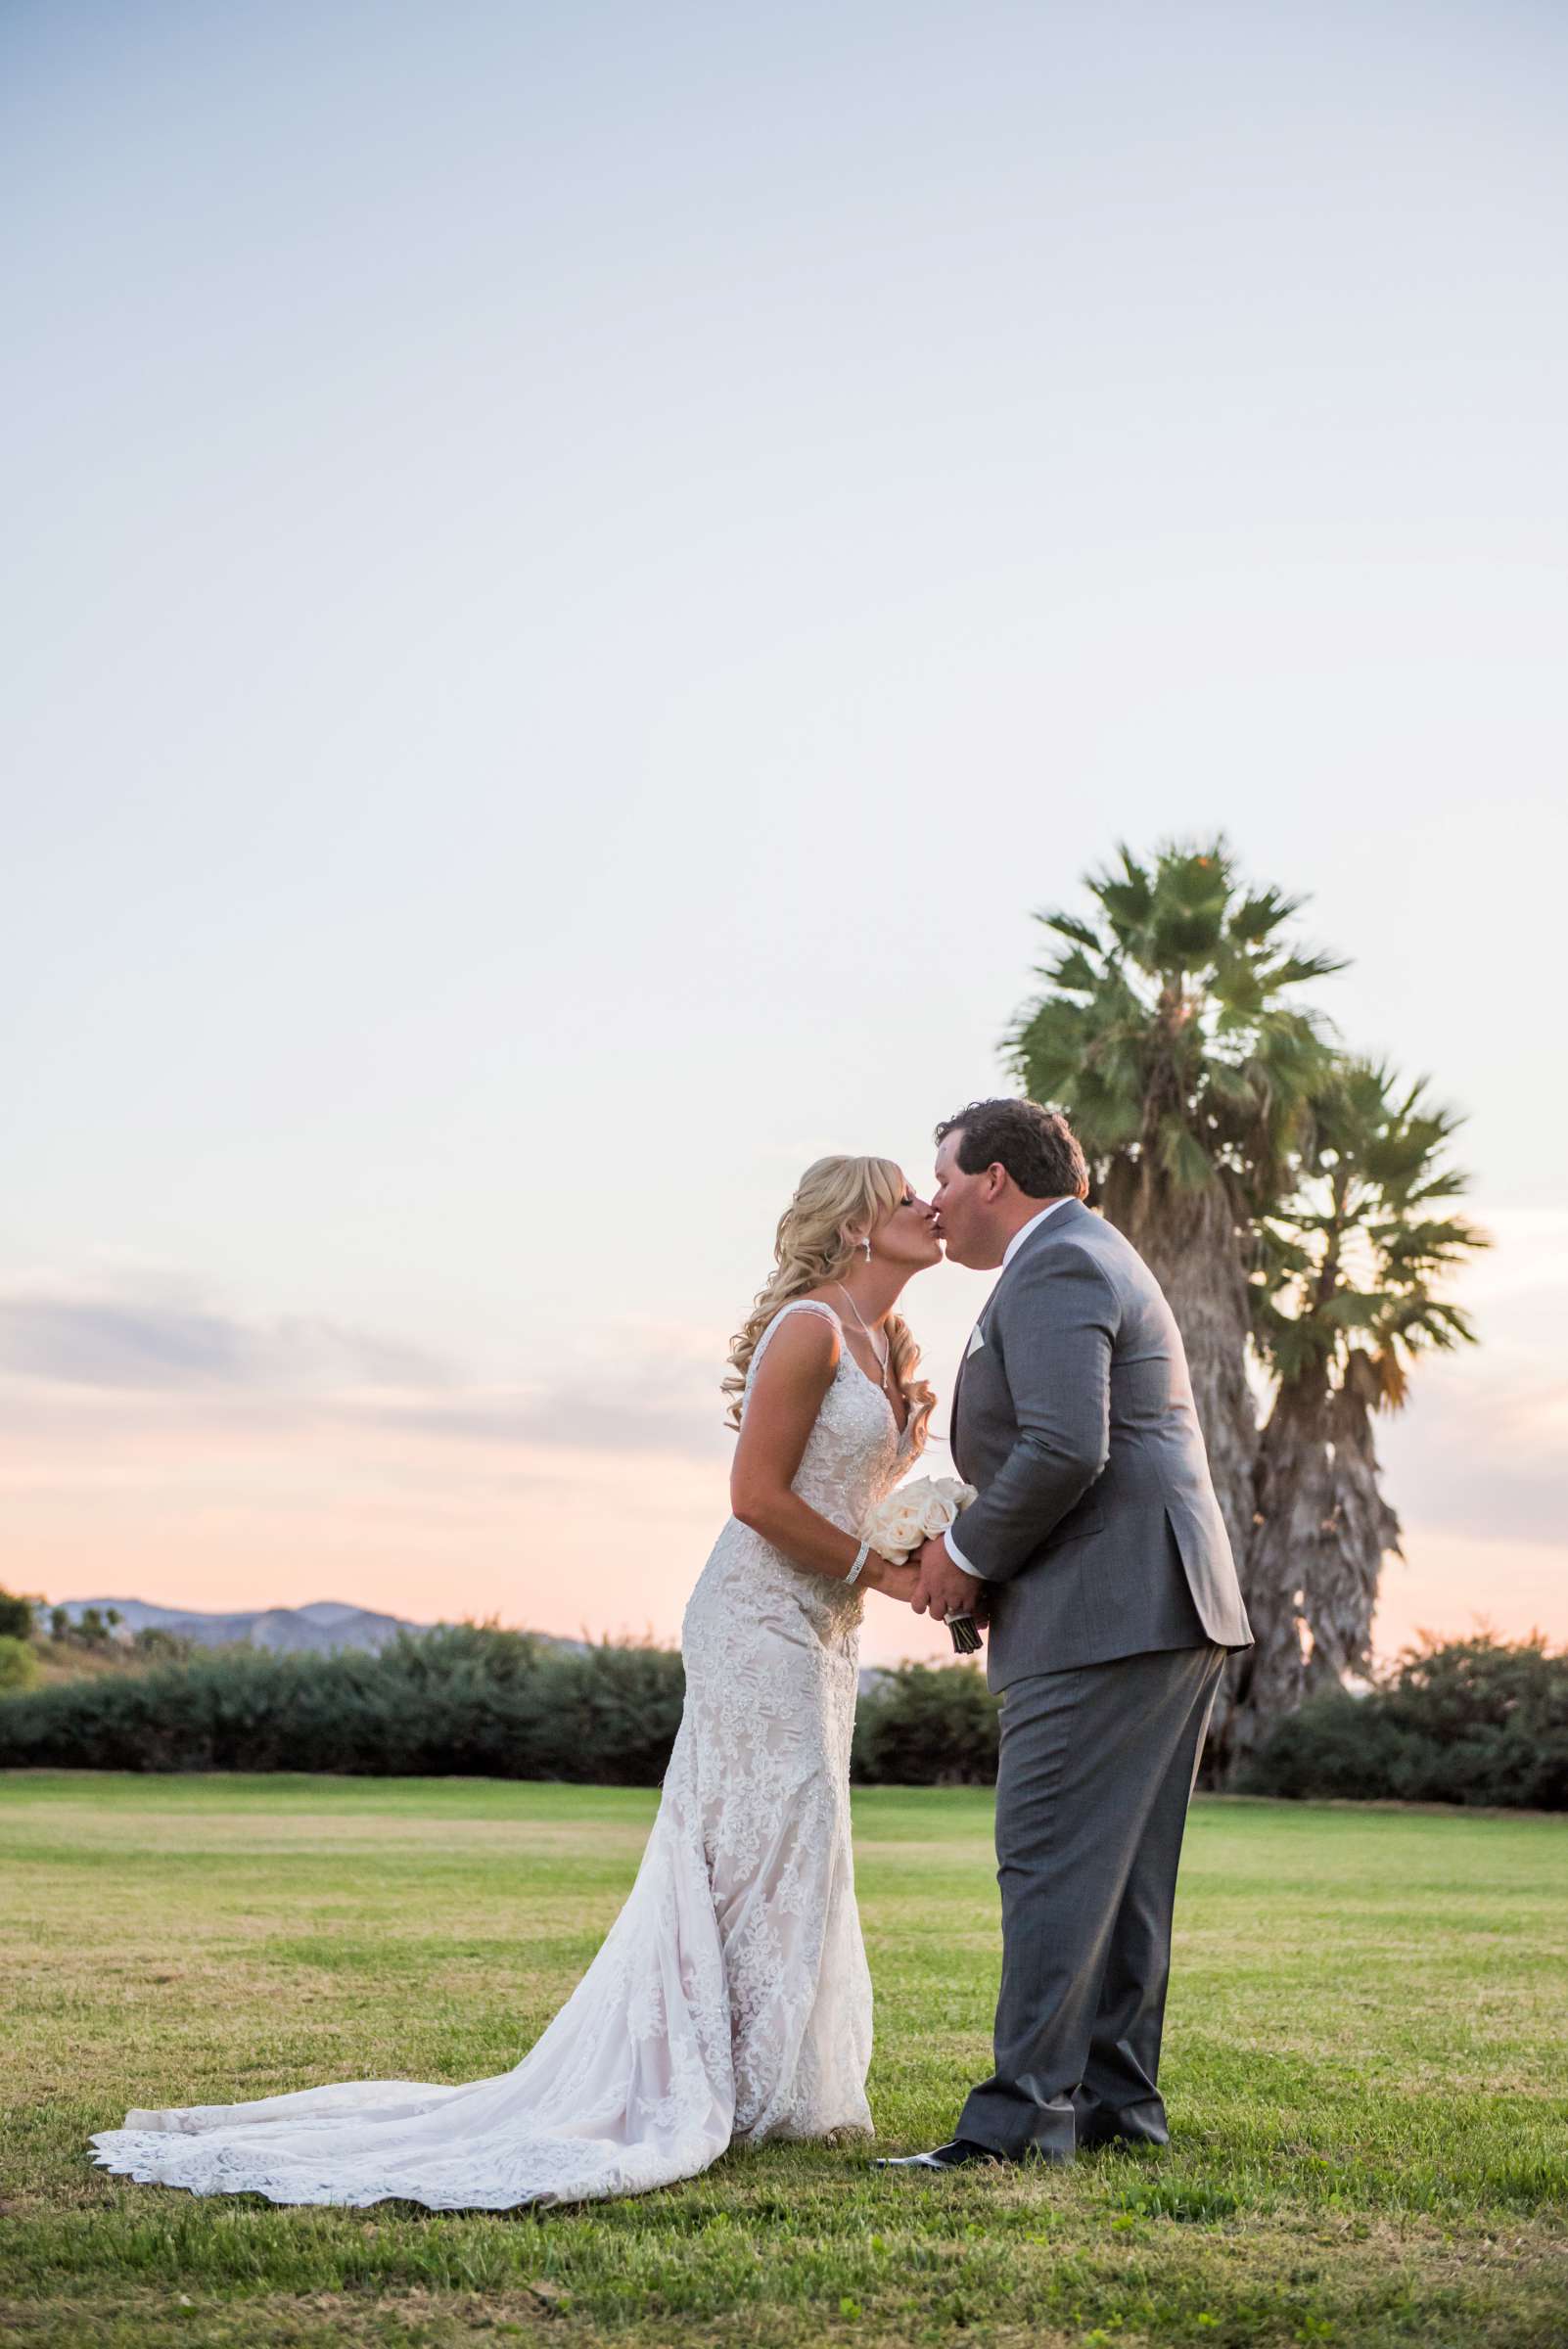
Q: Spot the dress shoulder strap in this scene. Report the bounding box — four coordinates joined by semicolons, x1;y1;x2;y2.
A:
745;1299;842;1387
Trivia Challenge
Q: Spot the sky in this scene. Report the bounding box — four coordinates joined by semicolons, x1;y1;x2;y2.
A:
3;0;1563;1670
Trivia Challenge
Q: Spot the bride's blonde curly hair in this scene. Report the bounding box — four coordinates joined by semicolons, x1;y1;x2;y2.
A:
723;1155;936;1453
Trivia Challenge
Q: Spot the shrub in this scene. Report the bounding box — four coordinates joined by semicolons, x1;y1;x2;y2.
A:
0;1635;39;1694
0;1588;38;1641
131;1627;195;1662
853;1662;998;1785
1243;1633;1568;1811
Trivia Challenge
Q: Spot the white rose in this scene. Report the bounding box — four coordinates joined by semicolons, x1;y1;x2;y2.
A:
861;1475;978;1564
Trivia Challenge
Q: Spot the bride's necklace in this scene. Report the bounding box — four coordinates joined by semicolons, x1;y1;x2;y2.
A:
834;1282;891;1394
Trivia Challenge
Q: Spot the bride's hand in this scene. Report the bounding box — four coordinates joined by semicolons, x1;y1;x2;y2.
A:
867;1557;920;1605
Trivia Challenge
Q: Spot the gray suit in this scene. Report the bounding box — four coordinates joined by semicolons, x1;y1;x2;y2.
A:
949;1198;1252;2158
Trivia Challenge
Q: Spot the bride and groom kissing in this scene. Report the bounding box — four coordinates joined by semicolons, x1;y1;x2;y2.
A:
92;1097;1253;2212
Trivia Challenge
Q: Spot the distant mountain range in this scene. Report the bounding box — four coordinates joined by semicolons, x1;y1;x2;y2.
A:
44;1597;892;1691
46;1597;427;1654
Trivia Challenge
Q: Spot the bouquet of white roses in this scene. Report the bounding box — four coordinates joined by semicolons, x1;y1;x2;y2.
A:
862;1475;977;1563
861;1476;983;1653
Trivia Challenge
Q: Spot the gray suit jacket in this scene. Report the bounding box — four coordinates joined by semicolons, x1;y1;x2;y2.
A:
951;1199;1253;1689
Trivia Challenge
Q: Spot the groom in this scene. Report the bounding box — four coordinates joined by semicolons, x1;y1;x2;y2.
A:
879;1098;1253;2170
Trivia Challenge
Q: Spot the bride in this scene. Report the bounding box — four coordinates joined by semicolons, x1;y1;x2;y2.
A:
91;1155;943;2210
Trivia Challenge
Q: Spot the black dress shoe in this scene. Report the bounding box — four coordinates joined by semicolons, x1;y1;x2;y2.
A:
872;2138;1006;2171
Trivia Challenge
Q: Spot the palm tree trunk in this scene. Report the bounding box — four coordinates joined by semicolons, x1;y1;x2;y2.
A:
1209;1368;1323;1781
1301;1369;1402;1693
1210;1359;1404;1783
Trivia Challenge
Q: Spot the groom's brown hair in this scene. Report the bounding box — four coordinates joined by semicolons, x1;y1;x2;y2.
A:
935;1098;1089;1202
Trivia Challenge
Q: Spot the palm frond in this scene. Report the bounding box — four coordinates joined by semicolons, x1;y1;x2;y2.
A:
1049;946;1101;996
1227;885;1306;945
1040;911;1103;953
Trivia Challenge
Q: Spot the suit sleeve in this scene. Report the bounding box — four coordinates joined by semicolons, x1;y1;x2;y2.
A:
951;1250;1116;1584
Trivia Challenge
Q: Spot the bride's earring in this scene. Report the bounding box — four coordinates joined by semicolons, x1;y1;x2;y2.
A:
860;1237;872;1264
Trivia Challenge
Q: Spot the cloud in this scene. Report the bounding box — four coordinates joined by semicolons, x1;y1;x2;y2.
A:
365;1383;729;1462
0;1267;727;1462
0;1275;450;1393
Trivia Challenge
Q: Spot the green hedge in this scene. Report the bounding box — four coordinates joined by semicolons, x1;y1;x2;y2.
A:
0;1626;686;1784
0;1625;1001;1786
852;1662;998;1784
1242;1633;1568;1811
5;1625;1558;1805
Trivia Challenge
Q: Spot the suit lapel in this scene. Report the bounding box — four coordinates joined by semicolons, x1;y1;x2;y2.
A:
950;1201;1090;1458
950;1298;993;1463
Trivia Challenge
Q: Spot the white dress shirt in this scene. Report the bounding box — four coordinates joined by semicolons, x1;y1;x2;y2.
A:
945;1197;1074;1581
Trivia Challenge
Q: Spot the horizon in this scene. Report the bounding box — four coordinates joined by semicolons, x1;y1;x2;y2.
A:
39;1585;1566;1665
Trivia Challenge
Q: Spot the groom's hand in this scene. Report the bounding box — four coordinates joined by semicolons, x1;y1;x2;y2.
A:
909;1536;983;1623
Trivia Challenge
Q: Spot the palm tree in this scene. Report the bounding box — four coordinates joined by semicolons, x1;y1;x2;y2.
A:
1219;1060;1487;1778
1008;839;1343;1561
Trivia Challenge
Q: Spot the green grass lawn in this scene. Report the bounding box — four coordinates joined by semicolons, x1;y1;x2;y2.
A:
2;1773;1564;2348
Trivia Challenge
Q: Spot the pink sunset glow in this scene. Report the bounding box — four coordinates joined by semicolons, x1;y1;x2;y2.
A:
6;1247;1561;1672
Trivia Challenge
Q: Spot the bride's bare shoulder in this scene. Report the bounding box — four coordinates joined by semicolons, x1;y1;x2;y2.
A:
764;1297;841;1340
752;1300;842;1379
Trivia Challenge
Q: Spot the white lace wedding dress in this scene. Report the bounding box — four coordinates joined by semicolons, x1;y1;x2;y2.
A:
90;1300;911;2210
